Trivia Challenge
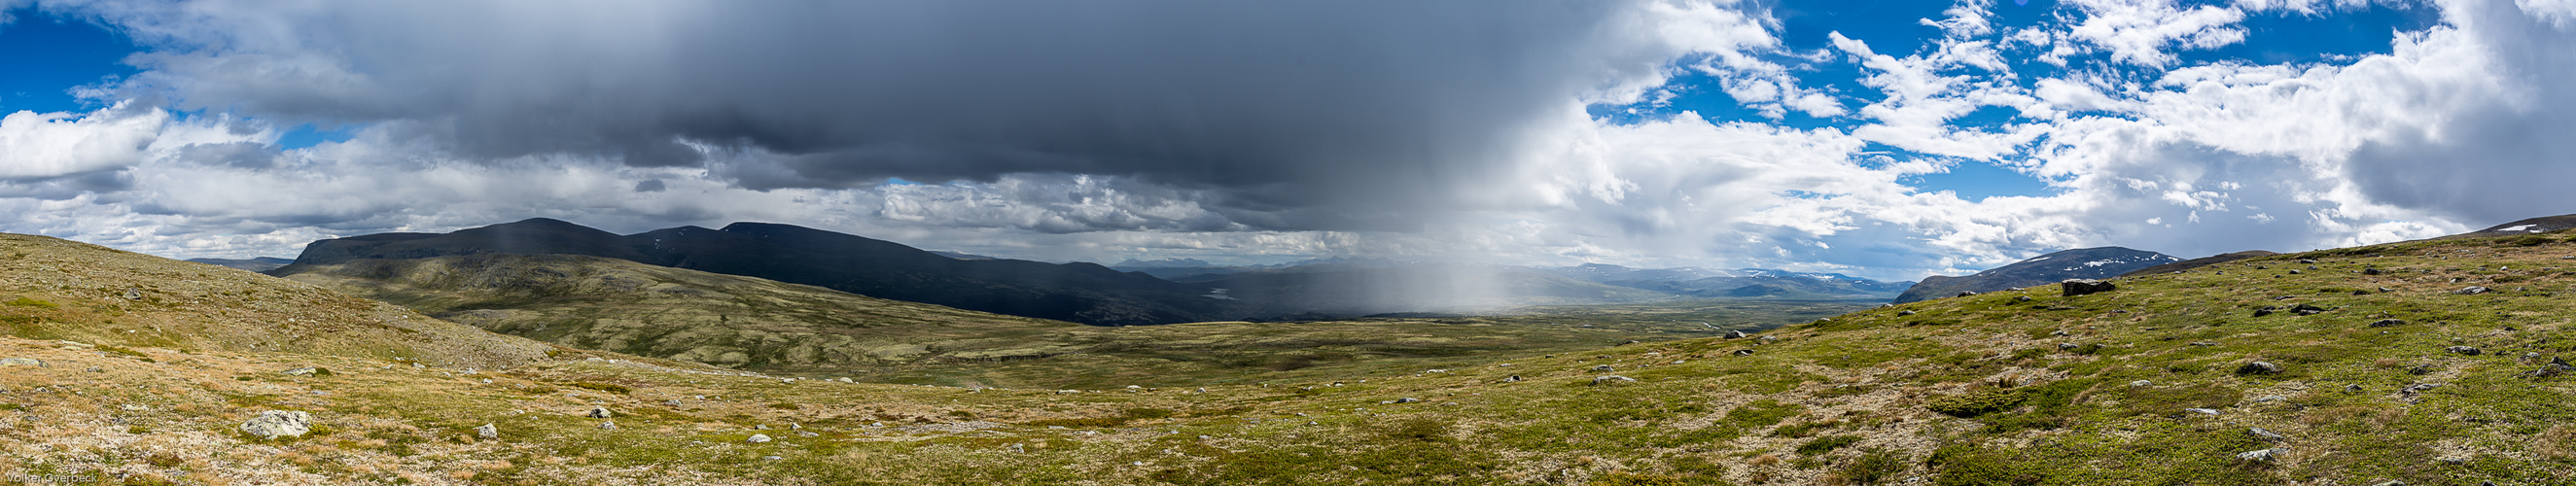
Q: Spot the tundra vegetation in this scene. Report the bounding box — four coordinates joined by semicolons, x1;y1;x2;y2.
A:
3;229;2575;484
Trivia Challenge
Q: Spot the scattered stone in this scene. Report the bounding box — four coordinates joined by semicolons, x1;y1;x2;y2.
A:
2346;384;2365;393
2252;306;2280;317
2400;383;2441;396
1591;364;1614;372
2252;396;2286;402
0;358;44;367
747;434;772;443
239;410;313;438
1955;291;1978;297
2059;343;2080;350
2249;427;2287;442
476;423;499;439
2235;448;2283;463
1897;310;1916;316
2289;303;2329;316
1723;330;1749;339
280;366;324;376
599;421;618;431
1501;375;1521;383
1591;375;1637;386
2130;380;2153;387
795;431;819;437
2237;362;2282;375
2062;279;2117;296
1731;349;1755;356
2456;286;2491;295
2371;481;2406;486
2522;358;2576;378
2189;341;2219;347
2363;267;2383;275
1394;398;1420;403
2288;269;2303;274
2446;346;2482;356
2368;319;2407;328
664;399;684;406
2298;259;2318;264
2183;408;2219;415
2015;295;2033;302
2051;330;2068;336
762;455;784;461
586;407;612;419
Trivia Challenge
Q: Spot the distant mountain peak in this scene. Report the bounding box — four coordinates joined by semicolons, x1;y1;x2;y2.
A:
2434;214;2576;240
1894;246;2177;303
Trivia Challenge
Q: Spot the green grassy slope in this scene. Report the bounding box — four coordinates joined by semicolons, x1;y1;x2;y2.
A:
7;230;2575;484
280;254;1872;390
0;233;554;368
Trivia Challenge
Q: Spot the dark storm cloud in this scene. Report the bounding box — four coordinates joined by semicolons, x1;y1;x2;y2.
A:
2346;0;2576;226
82;0;1685;229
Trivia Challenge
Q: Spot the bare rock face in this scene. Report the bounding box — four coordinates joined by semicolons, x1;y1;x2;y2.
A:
241;410;313;438
2062;279;2117;296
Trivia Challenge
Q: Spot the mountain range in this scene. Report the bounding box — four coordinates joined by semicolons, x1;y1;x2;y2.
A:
13;215;2576;484
1890;246;2181;303
280;218;1236;326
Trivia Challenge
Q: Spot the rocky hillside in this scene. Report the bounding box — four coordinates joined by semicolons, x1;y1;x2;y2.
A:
1893;246;2178;303
275;254;1835;389
272;254;1086;371
6;227;2576;484
0;233;553;368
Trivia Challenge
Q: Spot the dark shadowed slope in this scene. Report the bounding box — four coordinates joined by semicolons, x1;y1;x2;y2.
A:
282;219;1243;326
1892;246;2178;303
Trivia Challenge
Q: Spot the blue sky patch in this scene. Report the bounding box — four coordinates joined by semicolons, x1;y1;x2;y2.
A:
276;123;360;150
0;8;136;115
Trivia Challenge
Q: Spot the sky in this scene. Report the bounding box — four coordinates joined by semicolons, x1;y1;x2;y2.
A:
2;0;2572;281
